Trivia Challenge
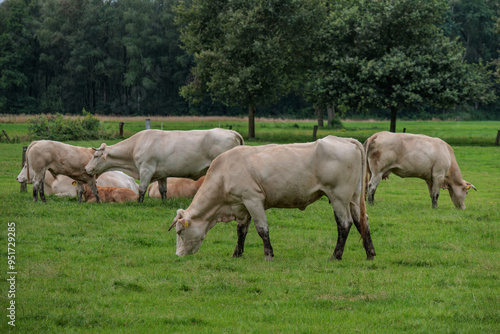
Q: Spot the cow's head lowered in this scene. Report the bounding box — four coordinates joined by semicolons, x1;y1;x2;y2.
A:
445;180;477;210
85;144;109;175
168;209;209;256
16;163;32;183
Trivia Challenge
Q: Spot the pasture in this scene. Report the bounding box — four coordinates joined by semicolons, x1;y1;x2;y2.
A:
0;118;499;333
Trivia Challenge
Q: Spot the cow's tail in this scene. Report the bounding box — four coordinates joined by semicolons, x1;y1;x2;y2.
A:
362;136;374;200
231;130;245;146
358;140;367;243
25;141;37;183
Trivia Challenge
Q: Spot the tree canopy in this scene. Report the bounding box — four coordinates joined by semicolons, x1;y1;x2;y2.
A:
308;0;496;132
0;0;498;127
176;0;324;138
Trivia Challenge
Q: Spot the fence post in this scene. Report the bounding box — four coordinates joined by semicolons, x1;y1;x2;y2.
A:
403;128;406;133
313;125;318;141
2;129;10;141
20;146;27;193
145;119;151;130
119;122;124;138
495;130;500;146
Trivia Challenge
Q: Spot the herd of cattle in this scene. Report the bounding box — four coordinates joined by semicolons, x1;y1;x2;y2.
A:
17;128;475;260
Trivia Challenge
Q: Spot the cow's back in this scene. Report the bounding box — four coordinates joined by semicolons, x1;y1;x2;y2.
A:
209;136;362;209
366;131;452;179
131;129;243;179
28;140;94;177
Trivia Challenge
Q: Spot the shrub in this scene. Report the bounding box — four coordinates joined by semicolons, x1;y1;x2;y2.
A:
28;109;106;141
330;118;344;129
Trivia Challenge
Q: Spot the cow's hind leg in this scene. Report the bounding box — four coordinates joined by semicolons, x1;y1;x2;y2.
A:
158;178;167;201
232;215;251;258
351;202;376;260
33;172;46;203
367;172;383;205
330;200;352;261
244;199;274;261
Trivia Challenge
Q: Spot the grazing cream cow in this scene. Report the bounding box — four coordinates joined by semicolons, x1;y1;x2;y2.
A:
148;177;205;199
76;183;138;203
85;129;244;202
17;164;139;197
26;140;100;202
169;136;376;261
364;131;476;209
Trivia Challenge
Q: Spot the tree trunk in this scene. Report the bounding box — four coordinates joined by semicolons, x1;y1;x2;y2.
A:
389;107;398;133
327;106;335;126
248;104;256;139
315;105;324;127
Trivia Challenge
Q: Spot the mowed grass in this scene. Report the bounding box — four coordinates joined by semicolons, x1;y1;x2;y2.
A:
0;120;499;333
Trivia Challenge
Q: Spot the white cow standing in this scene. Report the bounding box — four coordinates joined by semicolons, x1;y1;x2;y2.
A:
26;140;101;202
169;136;376;261
85;129;244;202
364;131;476;209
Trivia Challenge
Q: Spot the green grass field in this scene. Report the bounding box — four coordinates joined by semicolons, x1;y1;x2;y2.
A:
1;118;499;333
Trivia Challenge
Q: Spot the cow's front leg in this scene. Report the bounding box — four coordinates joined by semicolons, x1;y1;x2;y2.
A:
88;182;100;203
256;224;274;261
138;168;154;203
232;216;251;258
158;178;167;201
427;178;442;209
244;199;274;261
77;183;84;202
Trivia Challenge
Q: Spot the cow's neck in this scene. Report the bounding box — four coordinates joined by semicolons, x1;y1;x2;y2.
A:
106;140;136;170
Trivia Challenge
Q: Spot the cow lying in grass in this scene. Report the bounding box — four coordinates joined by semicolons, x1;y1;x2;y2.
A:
364;131;476;209
148;177;205;199
75;182;138;203
18;163;139;197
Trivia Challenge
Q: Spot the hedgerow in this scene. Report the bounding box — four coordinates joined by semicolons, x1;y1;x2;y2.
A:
27;110;108;141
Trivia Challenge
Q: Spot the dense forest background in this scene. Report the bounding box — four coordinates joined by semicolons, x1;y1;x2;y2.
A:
0;0;499;120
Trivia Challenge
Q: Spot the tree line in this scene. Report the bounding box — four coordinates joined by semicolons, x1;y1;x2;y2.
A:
0;0;499;133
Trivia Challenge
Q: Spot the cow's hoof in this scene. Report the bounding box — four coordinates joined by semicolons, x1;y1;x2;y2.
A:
265;254;274;261
329;255;342;261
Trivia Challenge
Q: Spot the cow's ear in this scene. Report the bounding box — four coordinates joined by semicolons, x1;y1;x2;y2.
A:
465;181;477;191
179;219;189;228
72;181;77;186
168;209;185;231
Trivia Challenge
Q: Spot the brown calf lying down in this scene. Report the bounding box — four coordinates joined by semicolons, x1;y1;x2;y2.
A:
79;183;138;203
148;177;205;199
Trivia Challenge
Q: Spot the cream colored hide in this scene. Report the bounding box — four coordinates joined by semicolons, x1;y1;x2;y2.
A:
17;163;139;197
17;164;76;196
25;140;100;202
85;129;244;203
169;136;376;262
364;131;476;209
147;177;205;199
79;184;138;203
